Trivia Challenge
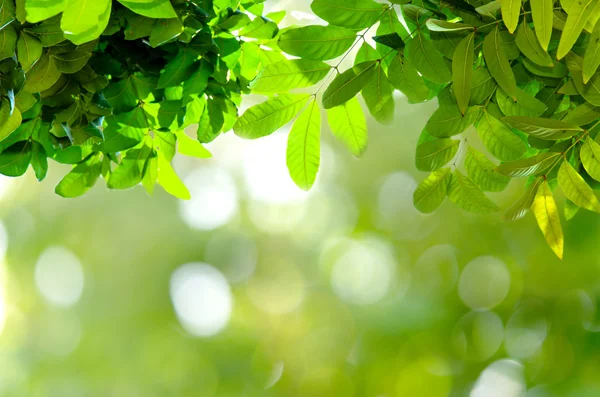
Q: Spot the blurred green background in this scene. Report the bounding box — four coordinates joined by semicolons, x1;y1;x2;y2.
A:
2;2;600;396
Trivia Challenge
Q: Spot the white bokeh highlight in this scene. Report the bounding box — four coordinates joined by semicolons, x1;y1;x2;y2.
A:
180;167;239;231
170;263;233;337
34;246;84;308
470;359;526;397
459;256;510;310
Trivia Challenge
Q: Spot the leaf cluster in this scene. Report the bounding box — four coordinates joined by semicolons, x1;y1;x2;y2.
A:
235;0;600;259
0;0;283;199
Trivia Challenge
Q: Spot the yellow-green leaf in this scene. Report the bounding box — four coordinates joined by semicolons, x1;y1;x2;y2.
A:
322;61;377;109
476;111;527;161
580;136;600;181
310;0;385;30
362;63;395;125
583;20;600;83
557;0;597;59
464;146;510;192
501;0;521;33
278;25;356;61
531;0;554;50
234;94;310;139
387;53;429;103
503;177;543;220
415;138;459;171
157;153;190;200
502;116;582;140
326;97;368;157
413;167;451;213
558;159;600;211
17;32;42;71
447;170;500;213
250;59;331;93
531;179;564;259
405;30;451;84
286;100;321;190
496;152;560;177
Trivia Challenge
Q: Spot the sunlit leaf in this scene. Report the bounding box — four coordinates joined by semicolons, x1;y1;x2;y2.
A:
310;0;386;29
580;136;600;181
250;59;331;93
55;153;102;198
531;179;563;259
415;138;459;171
322;61;377;109
483;25;518;100
326;97;368;157
447;170;500;213
558;159;600;211
452;33;475;115
502;116;582;140
405;30;451;84
413;167;451;213
286;99;321;190
278;25;356;61
362;63;394;125
464;146;510;192
501;0;521;33
496;152;561;177
514;19;553;67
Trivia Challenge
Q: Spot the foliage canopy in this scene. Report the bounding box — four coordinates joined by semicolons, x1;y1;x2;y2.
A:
2;0;600;257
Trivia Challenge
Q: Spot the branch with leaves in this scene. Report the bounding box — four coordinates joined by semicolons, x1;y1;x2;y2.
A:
233;0;600;259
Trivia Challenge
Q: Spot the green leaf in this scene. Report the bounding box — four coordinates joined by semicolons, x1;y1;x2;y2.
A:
310;0;385;30
563;103;600;125
557;0;597;59
580;136;600;181
496;88;547;117
362;63;394;125
447;170;499;213
286;100;321;190
0;25;16;61
483;26;518;100
234;94;310;139
558;159;600;211
476;111;526;161
413;167;451;213
100;108;148;153
278;25;356;61
531;0;553;50
117;0;177;19
405;31;451;84
567;53;600;106
31;141;48;181
470;68;496;105
452;33;475;115
157;48;198;89
583;20;600;83
502;177;542;220
496;152;560;177
426;104;481;138
415;138;459;171
373;33;405;50
239;16;279;40
502;116;582;140
515;19;553;67
425;20;475;32
141;153;157;195
55;153;101;198
250;59;331;93
108;140;153;189
326;97;367;157
24;0;66;22
149;18;183;47
157;153;190;200
387;53;429;103
464;146;510;192
51;49;92;74
175;130;211;159
0;141;31;176
322;61;377;109
61;0;111;45
565;198;580;220
0;101;22;141
531;179;564;259
501;0;521;33
17;32;42;71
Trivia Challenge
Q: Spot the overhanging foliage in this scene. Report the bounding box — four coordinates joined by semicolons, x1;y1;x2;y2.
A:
1;0;600;258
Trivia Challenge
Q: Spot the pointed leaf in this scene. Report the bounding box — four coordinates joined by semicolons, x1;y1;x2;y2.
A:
426;104;481;137
24;0;66;23
425;20;475;32
415;138;459;171
286;100;321;190
413;167;451;213
278;25;356;61
531;179;564;259
452;33;475;115
250;59;331;93
583;20;600;83
496;152;561;177
558;159;600;211
322;61;377;109
17;32;42;71
61;0;111;45
55;153;101;198
476;111;527;161
447;170;500;213
464;146;510;192
157;153;190;200
531;0;553;50
234;94;310;139
501;0;521;33
580;136;600;181
116;0;177;19
362;63;394;125
405;31;451;84
557;0;597;59
326;97;368;157
483;26;518;100
503;177;543;220
387;53;429;103
502;116;582;140
310;0;386;30
515;20;553;67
